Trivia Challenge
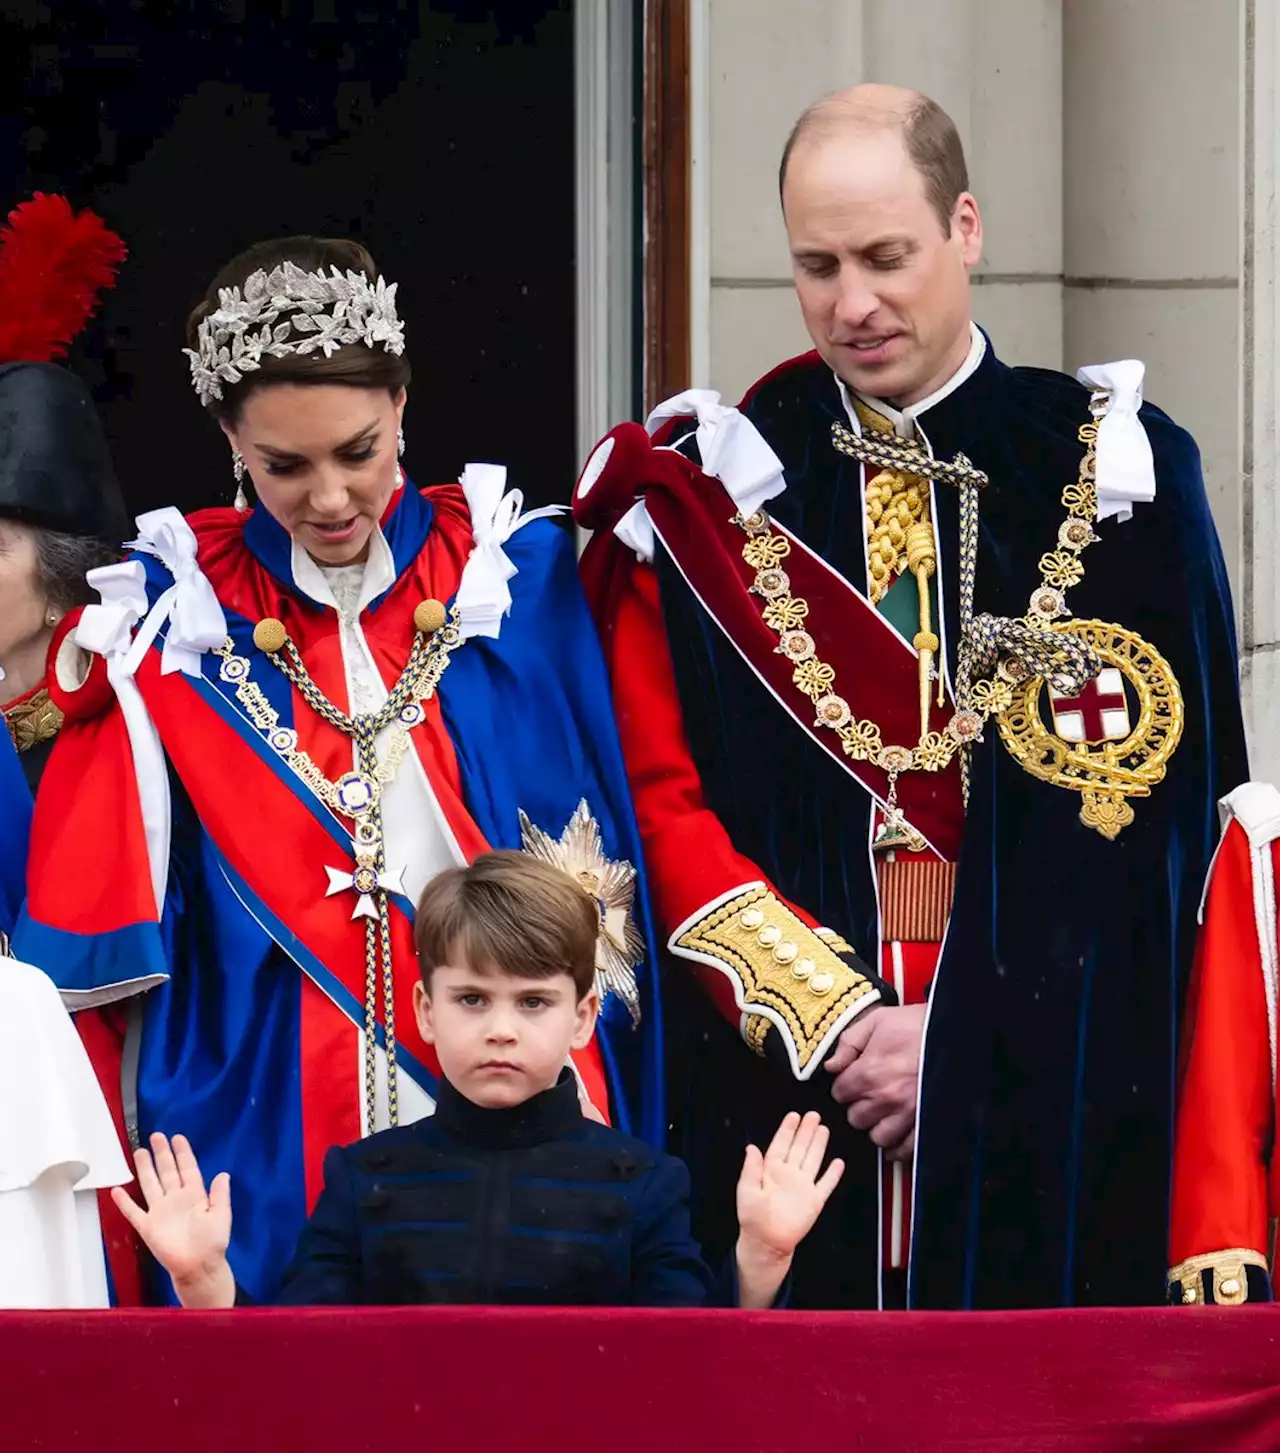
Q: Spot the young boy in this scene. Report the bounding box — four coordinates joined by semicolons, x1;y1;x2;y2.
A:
113;852;844;1308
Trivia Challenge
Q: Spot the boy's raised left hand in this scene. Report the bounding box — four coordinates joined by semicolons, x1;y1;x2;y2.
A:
734;1111;844;1308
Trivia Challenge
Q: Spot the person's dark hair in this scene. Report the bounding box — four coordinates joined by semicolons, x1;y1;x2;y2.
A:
413;851;600;1002
32;524;120;613
185;236;412;424
779;92;969;236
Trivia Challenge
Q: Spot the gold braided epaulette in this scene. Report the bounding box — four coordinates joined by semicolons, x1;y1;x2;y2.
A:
3;687;63;753
675;886;878;1077
1167;1248;1269;1306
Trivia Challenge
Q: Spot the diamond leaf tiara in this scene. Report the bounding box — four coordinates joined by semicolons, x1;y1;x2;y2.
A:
184;260;407;406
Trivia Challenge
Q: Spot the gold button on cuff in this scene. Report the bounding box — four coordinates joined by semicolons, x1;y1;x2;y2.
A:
758;925;782;948
773;941;798;965
740;908;765;931
809;971;835;995
791;957;815;980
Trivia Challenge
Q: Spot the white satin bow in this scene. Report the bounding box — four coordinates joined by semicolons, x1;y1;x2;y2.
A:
122;508;228;676
455;464;565;641
1075;360;1157;523
76;561;150;662
610;389;788;563
74;558;173;917
645;389;786;519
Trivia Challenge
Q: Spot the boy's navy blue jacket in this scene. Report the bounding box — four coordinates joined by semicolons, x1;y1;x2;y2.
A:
256;1072;724;1306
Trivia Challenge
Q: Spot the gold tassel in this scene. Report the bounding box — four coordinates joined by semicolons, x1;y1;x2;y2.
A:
905;519;938;740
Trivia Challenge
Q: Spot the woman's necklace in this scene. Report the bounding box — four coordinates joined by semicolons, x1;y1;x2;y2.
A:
215;596;461;1134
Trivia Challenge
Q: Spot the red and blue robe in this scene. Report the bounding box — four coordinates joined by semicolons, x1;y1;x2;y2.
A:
15;478;664;1303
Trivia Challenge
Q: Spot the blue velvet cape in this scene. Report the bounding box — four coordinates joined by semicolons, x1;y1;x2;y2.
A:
657;342;1247;1308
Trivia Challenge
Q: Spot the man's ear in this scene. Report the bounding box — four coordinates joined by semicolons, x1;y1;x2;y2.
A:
953;191;984;269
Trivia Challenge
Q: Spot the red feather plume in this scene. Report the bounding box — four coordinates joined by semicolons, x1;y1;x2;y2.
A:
0;193;127;365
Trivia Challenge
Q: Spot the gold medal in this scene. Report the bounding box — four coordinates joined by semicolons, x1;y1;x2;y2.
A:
996;618;1184;839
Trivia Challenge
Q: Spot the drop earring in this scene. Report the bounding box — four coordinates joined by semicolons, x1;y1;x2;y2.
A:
397;427;405;459
232;448;249;512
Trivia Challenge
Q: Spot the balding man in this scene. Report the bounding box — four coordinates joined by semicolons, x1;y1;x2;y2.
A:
573;85;1247;1309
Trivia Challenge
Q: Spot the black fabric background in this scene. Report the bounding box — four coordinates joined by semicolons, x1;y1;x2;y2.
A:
0;0;576;516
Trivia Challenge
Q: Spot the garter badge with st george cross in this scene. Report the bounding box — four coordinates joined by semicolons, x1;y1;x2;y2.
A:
997;619;1184;841
1049;667;1131;744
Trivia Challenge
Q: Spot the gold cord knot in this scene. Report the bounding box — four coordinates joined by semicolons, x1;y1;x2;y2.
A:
905;520;937;577
413;598;447;635
253;617;288;655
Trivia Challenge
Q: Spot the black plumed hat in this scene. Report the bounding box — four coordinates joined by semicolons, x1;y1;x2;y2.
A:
0;362;129;543
0;193;128;545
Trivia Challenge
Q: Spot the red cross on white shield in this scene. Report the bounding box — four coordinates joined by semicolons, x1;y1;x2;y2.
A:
1048;667;1132;744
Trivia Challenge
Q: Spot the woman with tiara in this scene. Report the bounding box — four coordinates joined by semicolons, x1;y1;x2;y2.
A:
16;237;664;1304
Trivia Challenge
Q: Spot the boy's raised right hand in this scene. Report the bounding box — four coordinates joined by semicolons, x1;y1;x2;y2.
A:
110;1133;236;1309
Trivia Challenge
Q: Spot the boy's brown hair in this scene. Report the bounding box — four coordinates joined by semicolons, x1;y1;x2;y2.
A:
413;851;599;1000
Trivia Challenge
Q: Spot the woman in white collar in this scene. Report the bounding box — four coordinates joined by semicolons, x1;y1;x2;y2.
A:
18;235;663;1305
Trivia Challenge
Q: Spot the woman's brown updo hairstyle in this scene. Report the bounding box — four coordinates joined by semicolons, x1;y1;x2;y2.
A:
185;236;412;425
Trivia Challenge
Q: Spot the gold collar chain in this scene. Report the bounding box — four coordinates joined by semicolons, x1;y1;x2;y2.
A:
731;395;1108;845
214;597;462;1134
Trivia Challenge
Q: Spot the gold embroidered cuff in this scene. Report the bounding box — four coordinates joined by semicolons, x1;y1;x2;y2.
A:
674;886;879;1078
744;1014;772;1058
1167;1248;1269;1306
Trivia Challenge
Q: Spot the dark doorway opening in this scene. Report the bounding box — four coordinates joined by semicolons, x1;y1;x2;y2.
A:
2;1;577;515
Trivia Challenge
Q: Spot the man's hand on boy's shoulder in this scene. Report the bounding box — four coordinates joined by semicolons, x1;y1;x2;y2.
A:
111;1133;236;1310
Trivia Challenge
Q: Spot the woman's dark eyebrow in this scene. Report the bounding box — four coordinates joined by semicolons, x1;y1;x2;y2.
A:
255;424;378;459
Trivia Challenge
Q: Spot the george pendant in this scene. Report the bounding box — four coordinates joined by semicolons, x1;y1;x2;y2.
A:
872;766;928;854
874;810;927;855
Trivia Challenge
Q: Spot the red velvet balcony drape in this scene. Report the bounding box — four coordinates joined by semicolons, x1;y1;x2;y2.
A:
6;1305;1280;1452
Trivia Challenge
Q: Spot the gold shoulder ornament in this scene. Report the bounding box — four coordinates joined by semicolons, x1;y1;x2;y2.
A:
3;686;64;753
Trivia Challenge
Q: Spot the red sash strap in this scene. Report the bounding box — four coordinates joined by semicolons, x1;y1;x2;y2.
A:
579;424;964;861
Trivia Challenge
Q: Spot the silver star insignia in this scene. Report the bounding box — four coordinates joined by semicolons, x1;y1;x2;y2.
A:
519;799;645;1026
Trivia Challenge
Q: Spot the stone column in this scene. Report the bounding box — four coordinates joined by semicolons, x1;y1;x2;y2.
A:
866;0;1064;368
1063;0;1241;591
704;0;868;399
